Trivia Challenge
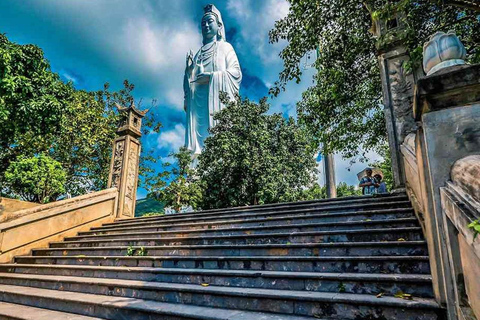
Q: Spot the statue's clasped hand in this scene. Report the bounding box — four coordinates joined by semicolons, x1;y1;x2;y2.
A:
191;72;212;84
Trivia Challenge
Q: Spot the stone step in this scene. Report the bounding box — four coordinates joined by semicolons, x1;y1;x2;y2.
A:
77;217;419;239
0;301;104;320
34;241;428;257
55;227;424;248
126;194;408;224
108;195;410;227
14;255;431;273
0;284;314;320
85;208;416;235
0;264;435;298
0;273;441;319
101;200;413;230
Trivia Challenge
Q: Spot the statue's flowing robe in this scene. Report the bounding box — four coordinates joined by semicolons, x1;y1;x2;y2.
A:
184;41;242;156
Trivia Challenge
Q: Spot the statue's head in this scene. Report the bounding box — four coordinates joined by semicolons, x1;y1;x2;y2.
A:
202;4;225;44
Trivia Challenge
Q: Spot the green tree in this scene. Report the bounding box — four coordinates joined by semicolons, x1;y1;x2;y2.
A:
150;147;203;212
0;34;162;198
336;182;362;197
0;33;73;178
197;95;318;209
4;154;66;203
302;182;361;200
269;0;480;159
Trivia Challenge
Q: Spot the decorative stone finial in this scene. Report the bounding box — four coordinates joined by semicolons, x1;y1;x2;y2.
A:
423;31;466;76
114;101;148;138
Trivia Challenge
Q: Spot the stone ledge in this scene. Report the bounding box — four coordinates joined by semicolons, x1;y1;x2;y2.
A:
414;64;480;120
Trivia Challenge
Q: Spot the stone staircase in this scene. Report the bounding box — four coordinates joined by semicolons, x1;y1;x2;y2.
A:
0;194;444;319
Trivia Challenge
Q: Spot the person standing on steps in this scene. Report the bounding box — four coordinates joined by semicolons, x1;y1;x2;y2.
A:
374;174;388;194
359;168;376;195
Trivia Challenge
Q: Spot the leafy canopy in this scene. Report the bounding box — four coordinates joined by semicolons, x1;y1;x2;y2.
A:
149;147;203;212
0;33;162;199
269;0;480;158
197;95;318;209
5;154;66;204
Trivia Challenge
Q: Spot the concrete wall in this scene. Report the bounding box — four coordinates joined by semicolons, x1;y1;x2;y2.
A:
0;188;118;263
441;180;480;320
0;198;40;223
401;64;480;319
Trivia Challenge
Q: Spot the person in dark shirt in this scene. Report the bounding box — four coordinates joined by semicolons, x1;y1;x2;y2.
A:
374;174;388;193
359;168;376;195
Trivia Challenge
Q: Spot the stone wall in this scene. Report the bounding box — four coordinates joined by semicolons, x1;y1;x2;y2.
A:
401;63;480;319
0;198;39;223
0;188;118;263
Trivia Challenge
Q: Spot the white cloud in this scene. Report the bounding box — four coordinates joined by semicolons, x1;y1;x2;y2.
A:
227;0;290;68
120;17;201;108
157;123;185;151
62;72;78;84
226;0;253;19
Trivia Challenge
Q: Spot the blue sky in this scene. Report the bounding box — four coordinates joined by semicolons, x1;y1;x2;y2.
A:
0;0;379;198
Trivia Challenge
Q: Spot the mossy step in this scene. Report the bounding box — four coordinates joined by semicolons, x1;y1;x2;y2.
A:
34;241;428;258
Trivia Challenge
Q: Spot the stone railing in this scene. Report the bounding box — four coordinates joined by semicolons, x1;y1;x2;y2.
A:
441;155;480;320
0;188;118;263
0;198;40;223
399;56;480;319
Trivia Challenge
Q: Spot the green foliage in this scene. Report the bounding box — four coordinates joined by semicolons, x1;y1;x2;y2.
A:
468;220;480;240
149;147;203;212
137;247;148;256
197;95;318;209
4;154;66;203
336;182;362;197
302;183;327;200
302;182;361;200
269;0;480;159
369;143;394;191
0;33;74;177
125;245;148;257
126;245;135;256
0;33;162;199
141;212;165;217
135;198;165;217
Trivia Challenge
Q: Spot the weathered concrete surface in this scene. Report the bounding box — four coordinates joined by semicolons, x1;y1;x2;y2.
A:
441;184;480;320
0;188;117;263
405;63;480;319
401;133;427;232
460;235;480;319
414;64;480;119
0;198;39;223
451;155;480;202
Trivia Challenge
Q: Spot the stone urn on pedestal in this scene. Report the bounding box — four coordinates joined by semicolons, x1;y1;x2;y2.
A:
423;31;467;76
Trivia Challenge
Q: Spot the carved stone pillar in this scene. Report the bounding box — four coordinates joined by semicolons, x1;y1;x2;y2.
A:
108;102;147;219
374;14;418;189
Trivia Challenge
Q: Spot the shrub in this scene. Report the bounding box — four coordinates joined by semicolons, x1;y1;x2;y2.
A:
4;154;66;203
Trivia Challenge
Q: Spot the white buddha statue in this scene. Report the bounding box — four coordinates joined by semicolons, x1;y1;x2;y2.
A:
184;4;242;157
